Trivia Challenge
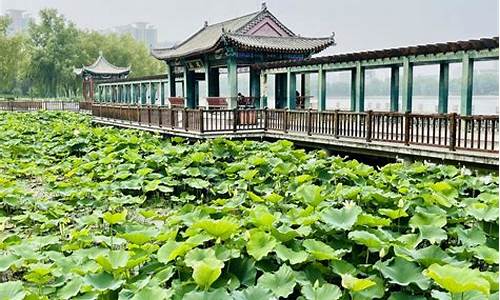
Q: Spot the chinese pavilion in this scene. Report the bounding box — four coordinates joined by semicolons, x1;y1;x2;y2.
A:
151;3;335;108
74;53;130;101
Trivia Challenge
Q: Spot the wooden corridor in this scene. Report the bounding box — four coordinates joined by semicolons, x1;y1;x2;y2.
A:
91;103;499;167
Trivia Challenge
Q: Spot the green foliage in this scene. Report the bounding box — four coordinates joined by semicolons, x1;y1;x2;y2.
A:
0;111;497;299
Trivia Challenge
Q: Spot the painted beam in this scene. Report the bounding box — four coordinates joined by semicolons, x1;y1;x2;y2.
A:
460;54;474;115
438;63;449;114
402;57;413;113
287;69;297;109
390;66;399;112
318;65;326;111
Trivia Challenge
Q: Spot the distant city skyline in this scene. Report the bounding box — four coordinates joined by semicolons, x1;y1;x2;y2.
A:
0;0;497;55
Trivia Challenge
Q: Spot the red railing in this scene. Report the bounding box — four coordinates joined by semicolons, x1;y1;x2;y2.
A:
0;101;92;112
89;104;499;153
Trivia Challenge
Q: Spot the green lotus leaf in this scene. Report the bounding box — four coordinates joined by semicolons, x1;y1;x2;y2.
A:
374;257;430;290
418;225;448;244
130;286;170;300
301;281;342;300
257;264;297;298
57;277;83;299
232;286;273;300
246;230;277;261
183;288;232;300
466;202;499;221
348;230;386;251
102;209;127;225
0;254;21;272
185;248;218;267
320;205;362;231
264;193;284;203
388;292;427;300
303;239;345;260
275;244;309;264
228;257;257;287
157;240;194;263
379;208;408;219
192;218;239;240
341;274;376;292
0;281;25;300
239;169;259;181
95;250;129;271
120;229;158;245
185;178;210;189
249;205;276;229
356;213;391;227
470;245;499;264
23;263;54;284
143;179;161;192
350;275;385;300
85;272;124;291
191;257;224;290
454;226;486;248
423;264;490;295
296;184;325;207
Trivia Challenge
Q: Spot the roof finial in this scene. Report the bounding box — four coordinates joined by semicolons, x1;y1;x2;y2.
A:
99;50;103;57
261;1;267;10
204;20;208;28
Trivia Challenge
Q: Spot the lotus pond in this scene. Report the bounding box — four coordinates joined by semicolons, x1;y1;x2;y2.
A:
0;111;498;300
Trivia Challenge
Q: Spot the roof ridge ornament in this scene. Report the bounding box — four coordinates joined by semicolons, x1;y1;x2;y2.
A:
204;20;208;28
99;50;103;57
261;1;267;11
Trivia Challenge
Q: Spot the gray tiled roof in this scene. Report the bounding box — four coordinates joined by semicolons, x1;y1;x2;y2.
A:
223;33;334;54
151;8;334;60
74;55;130;76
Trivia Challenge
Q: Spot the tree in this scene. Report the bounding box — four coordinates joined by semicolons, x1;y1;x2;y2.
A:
0;16;29;95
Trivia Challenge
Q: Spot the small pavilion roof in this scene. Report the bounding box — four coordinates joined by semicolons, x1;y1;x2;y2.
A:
74;54;130;76
151;6;335;60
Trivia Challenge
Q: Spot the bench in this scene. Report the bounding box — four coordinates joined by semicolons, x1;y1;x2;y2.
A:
206;97;228;109
168;97;185;108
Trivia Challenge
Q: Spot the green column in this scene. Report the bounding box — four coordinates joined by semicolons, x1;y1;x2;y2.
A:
141;83;146;105
438;63;449;114
318;66;326;111
130;84;134;104
460;54;474;115
275;73;287;109
390;66;399;112
208;67;220;97
287;69;297;109
160;82;165;106
227;56;238;108
350;70;356;111
167;64;176;97
260;73;268;108
402;58;413;113
354;62;365;112
301;73;311;109
250;67;261;107
184;68;196;108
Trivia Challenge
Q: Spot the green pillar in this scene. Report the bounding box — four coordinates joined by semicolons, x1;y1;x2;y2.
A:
350;70;356;111
130;84;134;104
207;67;220;97
260;73;268;108
227;56;238;108
318;66;326;111
301;73;311;109
275;73;287;109
402;58;413;113
250;67;261;108
151;82;157;105
160;82;165;106
184;68;196;108
460;54;474;115
141;83;146;105
438;63;449;114
167;64;176;98
390;66;399;112
287;69;297;109
354;62;365;112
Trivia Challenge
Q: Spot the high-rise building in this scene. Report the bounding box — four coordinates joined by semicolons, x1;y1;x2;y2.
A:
113;22;158;49
4;9;31;36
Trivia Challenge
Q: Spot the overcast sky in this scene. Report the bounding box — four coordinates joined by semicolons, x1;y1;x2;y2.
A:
1;0;498;54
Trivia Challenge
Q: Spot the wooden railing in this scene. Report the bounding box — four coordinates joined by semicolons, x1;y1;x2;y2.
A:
84;103;500;153
0;101;93;112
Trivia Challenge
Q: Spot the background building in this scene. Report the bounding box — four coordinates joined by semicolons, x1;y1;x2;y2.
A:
113;22;158;49
4;9;31;36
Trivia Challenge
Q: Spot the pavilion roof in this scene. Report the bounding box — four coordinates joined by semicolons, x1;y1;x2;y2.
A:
151;6;334;60
74;54;130;76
